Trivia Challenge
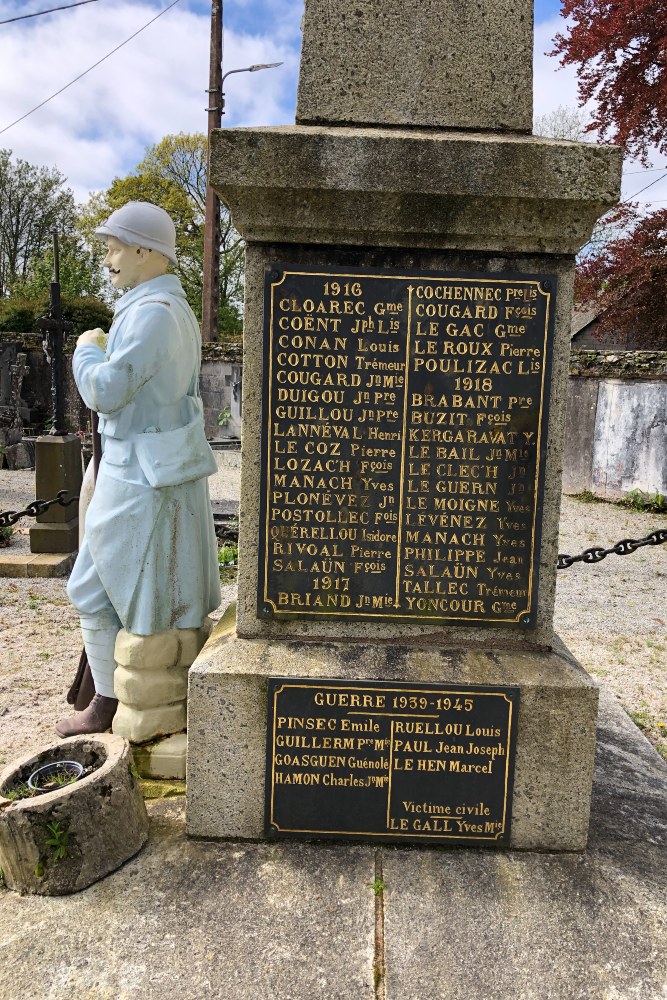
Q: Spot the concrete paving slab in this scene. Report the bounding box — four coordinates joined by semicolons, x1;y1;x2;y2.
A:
0;692;664;1000
382;690;667;1000
0;551;75;579
0;811;376;1000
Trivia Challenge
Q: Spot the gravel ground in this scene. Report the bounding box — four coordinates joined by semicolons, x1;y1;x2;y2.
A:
1;466;665;769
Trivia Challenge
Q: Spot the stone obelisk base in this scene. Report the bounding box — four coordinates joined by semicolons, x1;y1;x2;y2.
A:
186;607;598;851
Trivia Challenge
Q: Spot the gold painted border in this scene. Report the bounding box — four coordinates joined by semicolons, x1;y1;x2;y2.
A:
263;270;552;625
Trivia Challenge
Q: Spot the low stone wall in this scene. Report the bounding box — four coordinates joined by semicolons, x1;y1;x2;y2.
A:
1;333;243;443
564;351;667;499
1;333;100;436
200;342;243;441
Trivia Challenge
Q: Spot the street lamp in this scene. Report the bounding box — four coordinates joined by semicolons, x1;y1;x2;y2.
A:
220;62;283;114
202;58;283;342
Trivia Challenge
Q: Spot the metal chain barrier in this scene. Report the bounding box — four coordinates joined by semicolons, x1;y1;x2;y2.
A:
2;492;665;569
0;491;79;528
557;529;667;569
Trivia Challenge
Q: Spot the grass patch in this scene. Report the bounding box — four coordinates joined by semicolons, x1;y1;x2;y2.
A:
571;490;599;504
218;543;238;568
619;490;667;514
218;543;239;584
569;489;667;514
627;708;667;761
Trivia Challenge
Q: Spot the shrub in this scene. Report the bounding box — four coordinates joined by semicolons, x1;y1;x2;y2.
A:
0;295;112;338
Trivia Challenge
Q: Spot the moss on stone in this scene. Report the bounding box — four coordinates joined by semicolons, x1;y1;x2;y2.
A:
570;350;667;379
138;778;186;800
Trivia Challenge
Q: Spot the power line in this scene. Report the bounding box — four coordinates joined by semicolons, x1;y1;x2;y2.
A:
0;0;182;136
623;172;667;202
624;166;667;175
0;1;98;25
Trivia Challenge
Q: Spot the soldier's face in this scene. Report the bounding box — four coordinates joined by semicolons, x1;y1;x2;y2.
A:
103;237;145;289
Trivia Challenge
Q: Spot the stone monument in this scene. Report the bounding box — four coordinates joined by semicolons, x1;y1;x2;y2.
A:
186;0;621;849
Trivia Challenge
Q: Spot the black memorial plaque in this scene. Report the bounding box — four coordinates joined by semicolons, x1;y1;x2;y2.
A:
259;265;556;627
266;677;519;845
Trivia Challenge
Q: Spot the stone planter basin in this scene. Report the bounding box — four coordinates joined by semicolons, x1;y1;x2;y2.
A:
0;733;148;895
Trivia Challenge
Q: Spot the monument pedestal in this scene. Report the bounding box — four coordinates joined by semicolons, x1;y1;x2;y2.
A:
186;0;620;850
187;606;598;851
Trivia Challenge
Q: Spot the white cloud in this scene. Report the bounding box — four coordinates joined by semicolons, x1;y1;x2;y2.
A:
533;16;667;209
2;1;664;213
0;0;299;201
533;16;581;120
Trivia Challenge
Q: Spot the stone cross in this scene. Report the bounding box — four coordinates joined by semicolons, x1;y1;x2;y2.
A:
0;352;28;431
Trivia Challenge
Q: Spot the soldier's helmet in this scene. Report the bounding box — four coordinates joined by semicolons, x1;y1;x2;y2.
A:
95;202;177;265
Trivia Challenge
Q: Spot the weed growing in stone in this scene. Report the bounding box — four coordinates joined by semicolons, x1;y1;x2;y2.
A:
45;820;69;860
621;489;667;514
573;490;599;504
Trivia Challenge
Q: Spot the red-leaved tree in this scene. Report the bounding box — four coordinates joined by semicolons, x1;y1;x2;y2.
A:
551;0;667;163
553;2;667;347
575;204;667;349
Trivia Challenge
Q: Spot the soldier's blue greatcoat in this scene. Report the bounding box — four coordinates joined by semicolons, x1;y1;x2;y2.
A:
68;273;220;636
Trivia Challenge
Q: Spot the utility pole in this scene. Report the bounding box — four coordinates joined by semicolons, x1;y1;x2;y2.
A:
202;0;222;343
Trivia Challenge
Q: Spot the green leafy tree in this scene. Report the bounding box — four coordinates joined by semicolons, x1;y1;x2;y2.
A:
0;149;77;297
81;134;244;338
11;213;107;302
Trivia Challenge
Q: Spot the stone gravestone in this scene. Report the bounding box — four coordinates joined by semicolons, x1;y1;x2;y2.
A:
186;0;621;849
0;350;32;469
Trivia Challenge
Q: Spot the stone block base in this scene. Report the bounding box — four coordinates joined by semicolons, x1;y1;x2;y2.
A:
30;434;82;555
29;520;79;554
112;625;209;745
186;614;599;851
114;701;186;745
132;733;187;780
0;552;76;578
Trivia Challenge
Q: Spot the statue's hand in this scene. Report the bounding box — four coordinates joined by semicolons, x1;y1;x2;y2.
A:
77;328;108;350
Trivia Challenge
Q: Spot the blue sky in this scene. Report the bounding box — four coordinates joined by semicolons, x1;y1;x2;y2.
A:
0;0;664;209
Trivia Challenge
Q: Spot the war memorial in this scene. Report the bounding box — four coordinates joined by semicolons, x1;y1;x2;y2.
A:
185;0;622;851
2;2;667;995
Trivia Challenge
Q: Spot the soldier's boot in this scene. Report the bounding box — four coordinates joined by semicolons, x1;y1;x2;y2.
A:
55;693;118;737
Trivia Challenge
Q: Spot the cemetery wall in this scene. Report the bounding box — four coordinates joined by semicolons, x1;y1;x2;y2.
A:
564;351;667;498
0;332;242;443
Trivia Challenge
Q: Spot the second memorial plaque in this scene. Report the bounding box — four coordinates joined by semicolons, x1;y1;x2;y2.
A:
259;265;555;626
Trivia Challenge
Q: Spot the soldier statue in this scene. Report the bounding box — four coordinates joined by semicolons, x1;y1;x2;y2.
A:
56;202;220;737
